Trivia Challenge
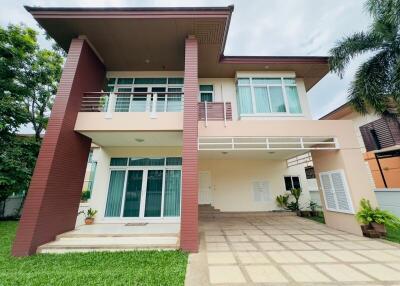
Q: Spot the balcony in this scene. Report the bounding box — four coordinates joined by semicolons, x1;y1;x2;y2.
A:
198;102;232;126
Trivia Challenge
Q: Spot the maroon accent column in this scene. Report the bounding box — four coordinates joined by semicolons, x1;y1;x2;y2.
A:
180;36;199;252
12;39;105;256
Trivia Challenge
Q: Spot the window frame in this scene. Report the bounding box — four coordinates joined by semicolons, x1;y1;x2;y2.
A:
236;77;303;117
199;84;214;102
283;175;302;191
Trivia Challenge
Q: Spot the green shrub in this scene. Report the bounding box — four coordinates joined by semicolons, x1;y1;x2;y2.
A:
356;199;400;227
276;194;289;209
81;190;91;202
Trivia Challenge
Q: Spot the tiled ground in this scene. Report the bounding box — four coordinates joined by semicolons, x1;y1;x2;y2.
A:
185;215;400;285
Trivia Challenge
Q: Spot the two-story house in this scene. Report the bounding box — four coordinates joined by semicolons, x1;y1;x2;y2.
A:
13;5;377;256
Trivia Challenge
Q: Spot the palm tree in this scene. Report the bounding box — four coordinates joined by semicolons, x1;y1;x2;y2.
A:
329;0;400;116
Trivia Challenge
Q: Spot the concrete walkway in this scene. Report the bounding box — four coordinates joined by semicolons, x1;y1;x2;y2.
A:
185;215;400;285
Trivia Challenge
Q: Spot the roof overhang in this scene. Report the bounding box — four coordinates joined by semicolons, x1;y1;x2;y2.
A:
26;6;329;91
319;102;352;120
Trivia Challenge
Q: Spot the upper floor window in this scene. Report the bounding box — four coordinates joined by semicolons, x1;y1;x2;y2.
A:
199;85;214;102
236;77;302;116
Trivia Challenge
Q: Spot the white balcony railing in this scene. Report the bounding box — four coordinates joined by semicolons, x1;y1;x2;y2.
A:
80;92;183;118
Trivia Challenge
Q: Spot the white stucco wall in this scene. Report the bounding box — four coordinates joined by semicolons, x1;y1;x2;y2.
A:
199;159;311;212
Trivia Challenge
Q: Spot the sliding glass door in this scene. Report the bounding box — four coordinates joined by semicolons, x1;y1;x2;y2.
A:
105;158;181;219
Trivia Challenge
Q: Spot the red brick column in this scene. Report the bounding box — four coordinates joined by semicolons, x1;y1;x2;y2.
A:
180;36;199;252
12;39;105;256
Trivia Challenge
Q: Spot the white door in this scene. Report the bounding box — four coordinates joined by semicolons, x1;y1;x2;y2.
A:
199;171;212;204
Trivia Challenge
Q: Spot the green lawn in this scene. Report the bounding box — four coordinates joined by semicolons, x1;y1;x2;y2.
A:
0;221;188;286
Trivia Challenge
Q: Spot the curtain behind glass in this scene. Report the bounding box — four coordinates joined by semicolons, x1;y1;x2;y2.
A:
254;87;270;113
144;170;163;217
105;170;126;217
237;86;253;114
163;170;181;217
286;86;302;114
123;171;143;217
269;86;286;112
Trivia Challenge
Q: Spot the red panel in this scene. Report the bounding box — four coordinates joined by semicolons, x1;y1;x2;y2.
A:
180;36;199;252
12;39;105;256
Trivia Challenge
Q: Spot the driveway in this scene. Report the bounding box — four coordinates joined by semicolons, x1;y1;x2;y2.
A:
185;214;400;285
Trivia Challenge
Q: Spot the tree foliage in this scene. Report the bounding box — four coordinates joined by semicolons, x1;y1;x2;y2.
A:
0;24;64;212
329;0;400;116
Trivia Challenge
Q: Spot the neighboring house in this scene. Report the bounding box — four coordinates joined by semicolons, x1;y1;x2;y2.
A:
320;102;400;189
13;5;376;256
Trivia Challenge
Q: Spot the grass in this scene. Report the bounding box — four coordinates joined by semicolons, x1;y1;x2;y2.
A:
0;221;188;286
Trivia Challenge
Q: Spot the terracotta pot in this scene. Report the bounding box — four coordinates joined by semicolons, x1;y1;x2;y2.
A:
371;222;386;236
360;225;371;236
85;218;94;225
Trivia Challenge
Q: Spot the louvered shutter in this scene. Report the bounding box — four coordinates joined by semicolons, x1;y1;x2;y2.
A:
253;181;270;202
320;173;337;210
319;170;354;214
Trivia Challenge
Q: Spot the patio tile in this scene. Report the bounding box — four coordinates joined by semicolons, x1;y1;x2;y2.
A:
352;263;400;281
283;229;305;235
245;265;288;283
208;266;246;284
293;234;320;241
355;250;400;262
302;229;328;235
316;264;373;282
207;252;236;264
281;264;331;282
266;251;304;263
227;236;249;242
248;235;273;242
325;250;370;262
206;242;230;251
338;234;369;240
262;229;285;235
316;234;344;241
281;241;314;250
224;230;243;236
231;242;257;251
388;250;400;257
270;234;297;242
205;230;223;236
333;241;369;250
386;263;400;271
357;240;397;249
205;236;226;243
258;242;285;250
242;229;264;235
295;251;337;262
235;252;269;264
307;241;341;250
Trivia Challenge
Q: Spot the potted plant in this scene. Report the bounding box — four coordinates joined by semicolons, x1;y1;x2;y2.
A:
356;199;400;237
81;189;91;203
309;201;319;217
288;188;302;216
79;208;98;225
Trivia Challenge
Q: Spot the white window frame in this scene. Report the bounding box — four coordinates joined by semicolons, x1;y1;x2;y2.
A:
199;84;214;102
103;157;182;222
236;77;303;117
283;175;302;191
319;169;355;214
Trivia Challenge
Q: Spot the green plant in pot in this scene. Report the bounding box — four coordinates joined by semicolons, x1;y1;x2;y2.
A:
356;199;400;237
276;194;289;210
309;201;319;216
81;189;91;202
78;208;98;225
287;188;303;215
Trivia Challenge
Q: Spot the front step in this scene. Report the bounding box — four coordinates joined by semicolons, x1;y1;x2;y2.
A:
37;235;179;254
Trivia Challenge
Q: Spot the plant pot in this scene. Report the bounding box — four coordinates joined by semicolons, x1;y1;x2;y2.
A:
310;211;318;217
296;210;302;217
360;224;371;236
85;218;94;225
371;222;386;236
300;211;311;217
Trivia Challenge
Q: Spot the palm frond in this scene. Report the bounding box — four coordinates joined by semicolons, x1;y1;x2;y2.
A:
329;32;382;78
348;50;394;115
365;0;400;26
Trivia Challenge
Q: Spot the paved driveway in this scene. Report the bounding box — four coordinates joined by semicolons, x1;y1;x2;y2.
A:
185;214;400;285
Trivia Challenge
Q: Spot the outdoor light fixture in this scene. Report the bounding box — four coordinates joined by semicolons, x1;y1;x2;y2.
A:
264;65;269;69
135;138;145;143
268;151;275;154
221;151;228;155
145;59;150;64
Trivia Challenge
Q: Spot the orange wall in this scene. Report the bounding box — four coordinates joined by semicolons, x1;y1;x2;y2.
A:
364;152;400;188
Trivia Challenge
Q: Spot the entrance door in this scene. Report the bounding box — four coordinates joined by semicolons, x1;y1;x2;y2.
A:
199;171;212;204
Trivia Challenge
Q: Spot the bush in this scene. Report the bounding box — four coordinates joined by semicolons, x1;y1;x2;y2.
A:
81;190;91;202
276;194;289;209
356;199;400;227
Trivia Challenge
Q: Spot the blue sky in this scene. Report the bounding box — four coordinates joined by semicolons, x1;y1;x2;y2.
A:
1;0;372;124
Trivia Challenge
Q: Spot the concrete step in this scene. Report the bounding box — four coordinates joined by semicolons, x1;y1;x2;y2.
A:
37;236;179;254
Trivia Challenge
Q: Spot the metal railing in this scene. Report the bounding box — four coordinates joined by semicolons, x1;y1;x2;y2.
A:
198;102;232;127
81;92;184;117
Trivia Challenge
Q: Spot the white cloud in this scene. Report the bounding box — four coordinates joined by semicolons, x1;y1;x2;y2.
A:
2;0;372;123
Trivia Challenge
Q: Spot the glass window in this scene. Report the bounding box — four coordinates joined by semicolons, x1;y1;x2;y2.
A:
117;78;134;85
134;78;167;85
129;158;165;166
163;170;181;217
166;157;182;165
168;78;184;85
199;85;214;102
104;170;126;217
107;78;116;84
284;176;301;191
110;158;128;166
236;77;301;115
115;87;131;112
